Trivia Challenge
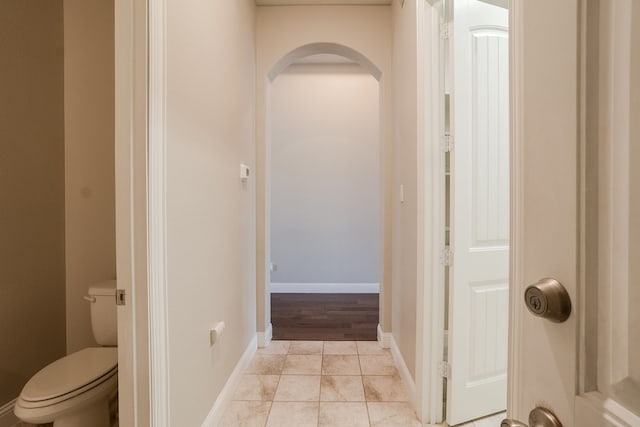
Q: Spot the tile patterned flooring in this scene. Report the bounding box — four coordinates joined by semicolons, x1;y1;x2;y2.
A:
218;340;422;427
459;412;506;427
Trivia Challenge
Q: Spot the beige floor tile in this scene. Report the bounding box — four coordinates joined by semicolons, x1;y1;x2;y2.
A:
367;402;422;427
258;340;290;355
356;341;389;355
322;355;361;375
282;354;322;374
232;375;280;401
245;354;286;375
318;402;370;427
363;376;410;402
274;375;321;401
288;340;324;355
320;375;366;401
359;354;398;376
218;401;272;427
323;341;358;354
266;402;319;427
472;411;507;427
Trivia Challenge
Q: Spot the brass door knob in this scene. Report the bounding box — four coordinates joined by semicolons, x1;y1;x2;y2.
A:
524;278;571;323
501;407;563;427
501;420;527;427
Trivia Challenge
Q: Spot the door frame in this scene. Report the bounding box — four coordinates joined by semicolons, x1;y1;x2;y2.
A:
505;0;523;420
114;0;165;425
415;0;446;424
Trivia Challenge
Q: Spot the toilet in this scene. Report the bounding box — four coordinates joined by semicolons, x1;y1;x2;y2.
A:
15;280;118;427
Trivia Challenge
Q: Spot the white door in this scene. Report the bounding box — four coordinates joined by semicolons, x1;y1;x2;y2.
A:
508;1;640;426
447;0;509;424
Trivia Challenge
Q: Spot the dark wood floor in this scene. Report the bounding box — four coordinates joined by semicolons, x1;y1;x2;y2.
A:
271;293;379;341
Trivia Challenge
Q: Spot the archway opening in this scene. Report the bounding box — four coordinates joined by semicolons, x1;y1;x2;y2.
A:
267;44;383;341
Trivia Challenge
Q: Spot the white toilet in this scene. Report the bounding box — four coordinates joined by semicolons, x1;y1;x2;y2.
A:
15;280;118;427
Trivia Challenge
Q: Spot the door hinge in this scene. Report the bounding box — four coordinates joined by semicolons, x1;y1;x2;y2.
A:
440;133;454;152
438;361;451;379
116;289;126;306
440;22;452;39
440;247;454;266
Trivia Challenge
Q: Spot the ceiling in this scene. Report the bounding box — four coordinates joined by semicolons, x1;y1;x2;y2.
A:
256;0;392;5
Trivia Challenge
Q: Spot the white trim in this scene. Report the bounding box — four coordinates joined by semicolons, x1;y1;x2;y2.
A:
257;323;273;348
201;336;258;427
148;0;170;426
0;399;18;427
115;0;150;424
270;283;380;294
377;323;392;348
390;335;417;409
506;0;524;421
417;0;447;424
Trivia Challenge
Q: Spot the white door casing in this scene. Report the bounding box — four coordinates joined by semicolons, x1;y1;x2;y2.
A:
114;0;151;425
508;0;640;426
447;0;509;424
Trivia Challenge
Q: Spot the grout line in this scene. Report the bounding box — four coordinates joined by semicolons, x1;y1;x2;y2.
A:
317;343;323;427
317;361;321;427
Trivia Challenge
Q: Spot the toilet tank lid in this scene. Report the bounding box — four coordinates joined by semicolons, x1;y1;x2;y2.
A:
88;280;117;296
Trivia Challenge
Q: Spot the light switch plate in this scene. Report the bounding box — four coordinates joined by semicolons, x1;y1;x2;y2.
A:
240;164;250;181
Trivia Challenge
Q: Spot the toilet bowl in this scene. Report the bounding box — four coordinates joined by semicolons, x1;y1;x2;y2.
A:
15;347;118;427
15;281;118;427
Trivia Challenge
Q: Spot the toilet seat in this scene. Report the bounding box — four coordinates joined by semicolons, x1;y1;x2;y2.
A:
19;347;118;408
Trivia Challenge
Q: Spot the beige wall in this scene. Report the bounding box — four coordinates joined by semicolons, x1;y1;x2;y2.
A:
271;65;381;285
0;0;67;406
628;1;640;384
391;0;419;378
165;0;257;424
256;4;393;333
63;0;116;353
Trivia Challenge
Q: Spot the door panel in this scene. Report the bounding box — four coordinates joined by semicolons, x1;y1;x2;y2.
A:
448;0;509;424
510;0;639;426
509;1;579;424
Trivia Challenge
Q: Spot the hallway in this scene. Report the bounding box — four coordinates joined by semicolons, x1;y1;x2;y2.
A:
218;340;506;426
219;340;420;426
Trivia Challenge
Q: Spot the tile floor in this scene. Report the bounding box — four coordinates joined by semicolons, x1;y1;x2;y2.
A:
218;340;422;427
457;412;506;427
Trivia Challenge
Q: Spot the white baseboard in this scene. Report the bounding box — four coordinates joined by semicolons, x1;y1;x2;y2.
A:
201;335;258;427
389;334;417;410
377;324;392;348
0;399;18;427
257;323;272;348
270;283;380;294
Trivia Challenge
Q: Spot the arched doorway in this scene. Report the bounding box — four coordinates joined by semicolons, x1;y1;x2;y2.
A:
257;42;389;345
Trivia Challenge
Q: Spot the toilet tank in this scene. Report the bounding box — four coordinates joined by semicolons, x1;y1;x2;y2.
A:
88;280;118;346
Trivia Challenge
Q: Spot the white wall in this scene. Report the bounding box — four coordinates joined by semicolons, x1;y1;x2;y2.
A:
270;64;380;285
256;4;393;332
63;0;117;353
165;0;256;425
